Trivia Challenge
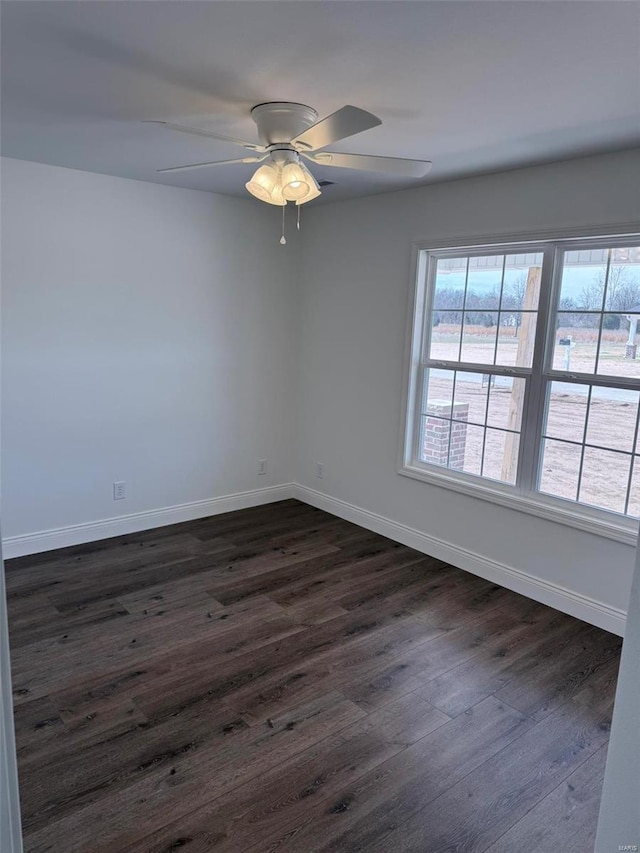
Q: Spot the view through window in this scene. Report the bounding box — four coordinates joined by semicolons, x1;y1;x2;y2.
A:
407;237;640;521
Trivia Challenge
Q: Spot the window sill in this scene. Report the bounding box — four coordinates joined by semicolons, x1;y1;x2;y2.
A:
399;462;639;546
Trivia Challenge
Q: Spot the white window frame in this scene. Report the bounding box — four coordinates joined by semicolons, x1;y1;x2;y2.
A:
399;225;640;546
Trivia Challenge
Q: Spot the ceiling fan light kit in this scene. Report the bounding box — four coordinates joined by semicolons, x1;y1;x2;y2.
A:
245;162;280;203
152;102;432;241
280;161;311;200
246;156;321;206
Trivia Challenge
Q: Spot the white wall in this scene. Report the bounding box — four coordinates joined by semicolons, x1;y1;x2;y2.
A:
2;151;639;849
3;151;640;630
595;530;640;850
0;535;23;853
1;157;296;544
296;150;640;631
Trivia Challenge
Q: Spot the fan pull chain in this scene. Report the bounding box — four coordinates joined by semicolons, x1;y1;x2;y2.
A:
280;203;286;245
297;205;301;231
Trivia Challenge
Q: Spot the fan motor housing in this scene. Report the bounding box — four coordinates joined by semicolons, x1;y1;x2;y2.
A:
251;102;318;147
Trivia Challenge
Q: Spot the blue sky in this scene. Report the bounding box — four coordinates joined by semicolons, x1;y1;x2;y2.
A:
436;266;640;301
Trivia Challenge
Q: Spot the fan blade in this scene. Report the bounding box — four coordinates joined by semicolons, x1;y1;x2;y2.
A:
145;120;264;151
303;151;432;178
291;106;381;151
157;154;268;173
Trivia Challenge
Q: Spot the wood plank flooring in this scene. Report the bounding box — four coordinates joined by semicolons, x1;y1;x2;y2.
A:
5;499;622;853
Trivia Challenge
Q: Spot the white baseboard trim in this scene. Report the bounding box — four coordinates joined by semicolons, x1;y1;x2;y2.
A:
3;482;626;635
2;484;295;559
293;484;627;637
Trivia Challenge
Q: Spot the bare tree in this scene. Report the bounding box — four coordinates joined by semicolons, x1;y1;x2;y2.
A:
606;266;640;312
503;274;527;310
580;265;640;312
578;277;604;310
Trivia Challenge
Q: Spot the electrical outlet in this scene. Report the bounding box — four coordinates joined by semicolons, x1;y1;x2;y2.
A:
315;462;325;479
113;481;126;500
258;459;267;475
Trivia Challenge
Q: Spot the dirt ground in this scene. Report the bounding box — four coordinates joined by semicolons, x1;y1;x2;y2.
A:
430;325;640;379
423;330;639;517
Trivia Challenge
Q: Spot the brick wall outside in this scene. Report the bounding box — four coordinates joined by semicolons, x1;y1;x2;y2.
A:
421;399;469;470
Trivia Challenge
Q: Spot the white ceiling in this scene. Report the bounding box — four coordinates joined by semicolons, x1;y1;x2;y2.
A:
2;1;639;203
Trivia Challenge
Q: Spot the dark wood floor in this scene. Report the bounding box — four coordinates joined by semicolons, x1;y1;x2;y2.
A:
6;499;622;853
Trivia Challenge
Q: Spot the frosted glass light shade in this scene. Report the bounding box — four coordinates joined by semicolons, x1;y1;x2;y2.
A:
296;163;322;204
246;163;279;202
267;181;286;206
295;184;322;204
302;163;320;190
281;162;310;200
245;158;322;206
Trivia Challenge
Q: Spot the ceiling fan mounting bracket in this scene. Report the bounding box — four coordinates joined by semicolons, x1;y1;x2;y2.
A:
250;102;318;147
267;146;300;166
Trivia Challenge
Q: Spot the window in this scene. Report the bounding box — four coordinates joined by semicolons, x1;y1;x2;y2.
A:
402;234;640;539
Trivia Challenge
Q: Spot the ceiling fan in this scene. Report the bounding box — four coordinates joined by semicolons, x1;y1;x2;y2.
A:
147;102;432;208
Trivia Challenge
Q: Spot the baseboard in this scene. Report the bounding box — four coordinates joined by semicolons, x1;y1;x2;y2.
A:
293;484;627;637
2;484;295;559
3;481;627;635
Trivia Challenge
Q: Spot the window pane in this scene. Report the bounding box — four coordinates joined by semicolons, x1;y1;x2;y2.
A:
420;368;524;483
544;381;589;444
552;316;598;373
452;373;489;427
579;448;631;515
559;252;608;310
419;411;487;476
482;428;520;484
429;312;462;361
487;377;527;432
604;259;640;312
627;459;640;518
585;386;639;453
433;258;467;310
496;312;537;367
460;312;498;364
555;246;640;379
466;265;502;312
422;368;455;414
612;247;640;264
596;315;640;379
458;423;484;476
430;252;543;368
539;439;581;502
562;249;581;263
419;415;451;466
502;254;543;311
